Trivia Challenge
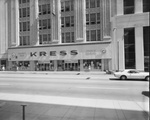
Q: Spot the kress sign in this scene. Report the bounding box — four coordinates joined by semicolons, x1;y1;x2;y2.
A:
30;50;78;57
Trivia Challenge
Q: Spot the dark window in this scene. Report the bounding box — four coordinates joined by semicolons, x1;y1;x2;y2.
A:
90;0;96;8
97;13;100;24
143;26;150;71
97;29;100;41
86;0;89;9
65;17;70;27
20;37;23;46
48;34;51;43
66;32;70;43
124;0;134;14
71;32;74;42
62;33;65;43
86;31;90;41
39;20;42;30
65;1;70;11
143;0;150;12
23;8;26;17
71;0;74;11
61;17;64;27
39;35;42;44
42;4;47;14
90;13;96;24
97;0;100;7
27;7;30;17
71;16;74;27
48;19;51;29
23;22;26;31
47;4;50;14
91;30;96;41
124;28;135;69
61;2;64;12
43;19;47;29
19;9;22;18
86;14;89;25
39;5;42;15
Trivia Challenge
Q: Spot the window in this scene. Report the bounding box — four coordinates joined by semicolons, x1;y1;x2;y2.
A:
47;4;50;14
20;22;22;32
27;7;30;17
90;13;96;24
86;31;90;41
91;30;96;41
86;14;90;25
39;35;42;44
27;21;30;31
71;0;74;11
124;0;134;14
48;19;51;29
86;0;89;9
97;13;100;24
48;34;51;43
43;19;47;29
61;17;64;27
71;16;74;27
20;36;23;46
90;0;95;8
43;34;47;43
65;17;70;27
62;33;65;43
23;22;26;31
19;9;22;18
143;26;150;71
66;32;70;43
71;32;74;42
124;28;135;69
65;1;70;11
97;29;100;41
23;8;26;17
143;0;150;12
61;2;64;12
39;20;42;30
97;0;100;7
42;4;47;15
39;5;42;15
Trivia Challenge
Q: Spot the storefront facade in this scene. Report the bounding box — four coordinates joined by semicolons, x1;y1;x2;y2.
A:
8;42;112;71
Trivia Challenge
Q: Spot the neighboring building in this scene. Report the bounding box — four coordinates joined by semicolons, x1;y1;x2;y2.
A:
110;0;149;71
0;0;112;71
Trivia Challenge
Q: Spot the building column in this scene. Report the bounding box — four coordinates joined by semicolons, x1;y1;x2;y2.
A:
116;28;125;70
51;0;61;43
135;0;142;13
135;26;144;71
75;0;86;42
117;0;123;15
30;0;38;45
80;60;84;71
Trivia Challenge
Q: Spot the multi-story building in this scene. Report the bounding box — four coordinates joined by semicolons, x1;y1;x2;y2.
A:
111;0;149;72
0;0;112;71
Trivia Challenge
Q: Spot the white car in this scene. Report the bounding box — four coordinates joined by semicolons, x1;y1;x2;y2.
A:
113;69;149;81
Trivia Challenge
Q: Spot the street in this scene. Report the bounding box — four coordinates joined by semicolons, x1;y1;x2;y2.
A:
0;72;149;120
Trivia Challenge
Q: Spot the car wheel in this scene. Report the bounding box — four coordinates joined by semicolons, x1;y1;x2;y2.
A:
120;75;127;80
145;76;149;81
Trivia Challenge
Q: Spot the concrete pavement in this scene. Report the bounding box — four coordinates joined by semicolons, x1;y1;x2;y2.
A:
0;92;149;120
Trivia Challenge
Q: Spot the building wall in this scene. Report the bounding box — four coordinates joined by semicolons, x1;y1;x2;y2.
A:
111;0;149;71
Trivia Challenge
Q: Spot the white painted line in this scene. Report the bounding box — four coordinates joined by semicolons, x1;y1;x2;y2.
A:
0;93;148;112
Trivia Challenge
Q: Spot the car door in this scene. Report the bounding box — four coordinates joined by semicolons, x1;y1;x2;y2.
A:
129;70;142;79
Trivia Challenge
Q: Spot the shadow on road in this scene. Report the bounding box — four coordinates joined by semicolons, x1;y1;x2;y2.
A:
109;78;147;82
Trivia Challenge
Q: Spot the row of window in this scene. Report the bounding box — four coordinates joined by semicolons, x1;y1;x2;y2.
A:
86;30;101;41
124;0;150;14
86;13;100;25
19;36;30;46
86;0;100;9
62;32;74;43
61;16;74;28
39;34;51;44
39;19;51;30
19;0;29;4
20;21;30;32
61;1;74;12
19;7;30;18
39;4;50;15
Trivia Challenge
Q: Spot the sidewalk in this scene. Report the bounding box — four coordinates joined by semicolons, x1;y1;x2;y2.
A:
0;93;149;120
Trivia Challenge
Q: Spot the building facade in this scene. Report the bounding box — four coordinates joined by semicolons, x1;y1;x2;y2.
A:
110;0;149;72
0;0;112;71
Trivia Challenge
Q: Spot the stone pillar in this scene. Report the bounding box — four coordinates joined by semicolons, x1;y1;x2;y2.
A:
117;28;125;70
54;60;57;71
80;60;84;71
135;26;144;71
117;0;123;15
135;0;142;14
30;0;38;45
51;0;61;43
9;0;19;46
75;0;86;42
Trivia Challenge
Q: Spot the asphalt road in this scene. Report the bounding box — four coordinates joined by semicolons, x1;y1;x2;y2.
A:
0;72;149;102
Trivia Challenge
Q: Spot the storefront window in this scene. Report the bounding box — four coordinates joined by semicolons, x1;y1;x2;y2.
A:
124;28;135;69
83;59;101;71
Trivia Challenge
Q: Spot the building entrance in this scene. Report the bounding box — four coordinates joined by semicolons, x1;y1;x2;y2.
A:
64;60;80;71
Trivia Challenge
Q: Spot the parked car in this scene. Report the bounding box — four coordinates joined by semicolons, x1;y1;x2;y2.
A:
113;69;149;81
